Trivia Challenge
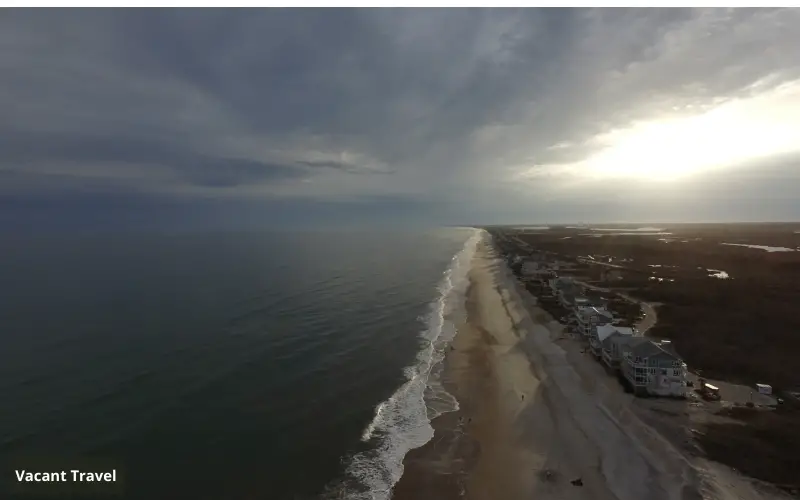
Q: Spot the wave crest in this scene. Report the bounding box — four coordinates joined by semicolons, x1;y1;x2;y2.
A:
323;228;483;500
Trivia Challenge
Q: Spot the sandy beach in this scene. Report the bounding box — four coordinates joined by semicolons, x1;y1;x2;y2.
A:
393;237;697;500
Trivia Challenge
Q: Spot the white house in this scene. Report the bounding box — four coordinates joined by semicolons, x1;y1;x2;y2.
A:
599;329;638;368
573;296;590;310
575;307;614;337
559;289;580;309
621;340;686;397
590;325;633;358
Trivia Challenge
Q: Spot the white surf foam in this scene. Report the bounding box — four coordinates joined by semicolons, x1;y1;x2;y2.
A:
328;228;483;500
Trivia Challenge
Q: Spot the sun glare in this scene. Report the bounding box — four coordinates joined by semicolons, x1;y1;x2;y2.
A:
545;79;800;182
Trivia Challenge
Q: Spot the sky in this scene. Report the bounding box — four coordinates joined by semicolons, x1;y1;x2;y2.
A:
1;8;800;230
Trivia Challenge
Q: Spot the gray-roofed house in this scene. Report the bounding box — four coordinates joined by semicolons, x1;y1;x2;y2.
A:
602;334;645;370
584;295;608;309
590;325;633;358
573;296;590;310
549;277;574;296
560;290;577;308
575;307;614;338
621;340;686;397
558;283;582;309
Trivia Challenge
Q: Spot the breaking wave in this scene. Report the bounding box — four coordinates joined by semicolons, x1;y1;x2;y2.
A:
322;228;483;500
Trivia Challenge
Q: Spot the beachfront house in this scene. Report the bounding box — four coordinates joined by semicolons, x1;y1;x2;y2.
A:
506;254;523;266
602;334;641;370
549;276;575;296
573;296;590;310
521;260;557;280
560;290;575;309
559;286;583;309
507;255;524;275
585;296;608;309
621;340;686;397
521;260;540;276
538;280;555;297
575;307;614;337
540;276;559;298
590;325;633;358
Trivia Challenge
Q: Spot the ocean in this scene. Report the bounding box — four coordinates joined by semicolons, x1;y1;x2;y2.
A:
0;227;482;499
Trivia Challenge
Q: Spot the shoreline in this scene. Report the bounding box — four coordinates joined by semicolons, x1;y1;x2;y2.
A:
393;238;624;500
391;276;482;499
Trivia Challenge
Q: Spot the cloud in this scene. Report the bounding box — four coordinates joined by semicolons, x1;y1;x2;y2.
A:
294;152;395;175
1;9;799;224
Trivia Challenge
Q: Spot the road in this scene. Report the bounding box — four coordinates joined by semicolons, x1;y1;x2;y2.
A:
574;280;658;336
576;258;628;270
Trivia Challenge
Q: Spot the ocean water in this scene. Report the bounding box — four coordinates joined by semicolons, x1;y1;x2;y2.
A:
0;227;481;499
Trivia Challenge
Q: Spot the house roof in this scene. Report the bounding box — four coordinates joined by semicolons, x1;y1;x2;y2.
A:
584;294;607;305
590;306;613;319
624;339;681;361
652;340;681;359
552;277;575;289
601;329;636;349
595;325;631;342
615;335;646;346
596;316;613;325
577;307;614;326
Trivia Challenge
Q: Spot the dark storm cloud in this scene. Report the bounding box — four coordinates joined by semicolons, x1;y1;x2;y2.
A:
295;160;393;175
0;129;307;189
1;8;799;225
